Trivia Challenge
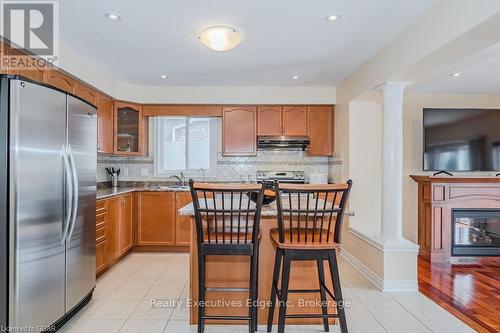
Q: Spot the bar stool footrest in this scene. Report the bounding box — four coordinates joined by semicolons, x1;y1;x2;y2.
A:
201;315;251;321
288;289;322;294
285;314;340;319
205;287;250;292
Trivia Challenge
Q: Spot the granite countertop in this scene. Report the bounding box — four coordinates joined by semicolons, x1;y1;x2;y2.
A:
178;196;328;217
96;185;190;200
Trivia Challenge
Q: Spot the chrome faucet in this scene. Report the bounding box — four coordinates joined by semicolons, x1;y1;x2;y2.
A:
170;171;186;186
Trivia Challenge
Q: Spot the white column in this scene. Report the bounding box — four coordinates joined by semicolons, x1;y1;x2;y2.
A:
378;82;411;242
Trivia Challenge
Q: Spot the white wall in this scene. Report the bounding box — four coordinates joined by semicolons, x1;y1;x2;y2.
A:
403;93;500;243
115;82;336;104
348;101;382;236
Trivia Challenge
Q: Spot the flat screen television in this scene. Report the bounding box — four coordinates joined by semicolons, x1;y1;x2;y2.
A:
423;108;500;171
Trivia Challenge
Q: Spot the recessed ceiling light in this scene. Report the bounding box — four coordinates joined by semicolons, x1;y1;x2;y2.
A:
105;12;121;21
292;75;300;80
326;14;341;21
159;74;167;79
198;25;243;52
451;73;462;77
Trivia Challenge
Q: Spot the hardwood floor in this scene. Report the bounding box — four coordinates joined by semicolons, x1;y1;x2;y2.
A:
418;256;500;333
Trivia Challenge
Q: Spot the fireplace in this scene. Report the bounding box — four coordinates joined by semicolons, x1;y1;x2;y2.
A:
452;209;500;256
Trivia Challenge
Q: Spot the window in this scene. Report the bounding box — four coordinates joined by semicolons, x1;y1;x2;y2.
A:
155;117;217;177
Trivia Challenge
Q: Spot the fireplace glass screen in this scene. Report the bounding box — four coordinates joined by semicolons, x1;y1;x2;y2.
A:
452;210;500;256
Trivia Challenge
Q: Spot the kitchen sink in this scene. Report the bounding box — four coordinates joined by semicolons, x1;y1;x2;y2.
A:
150;185;189;191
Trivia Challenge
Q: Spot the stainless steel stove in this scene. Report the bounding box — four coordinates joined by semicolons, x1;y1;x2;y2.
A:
256;171;306;184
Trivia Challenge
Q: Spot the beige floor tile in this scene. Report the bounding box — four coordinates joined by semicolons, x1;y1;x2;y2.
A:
86;300;140;320
64;319;125;333
145;283;186;300
130;300;175;320
59;252;478;333
381;319;431;333
163;320;197;333
75;298;106;319
109;275;157;301
169;302;190;321
119;319;168;333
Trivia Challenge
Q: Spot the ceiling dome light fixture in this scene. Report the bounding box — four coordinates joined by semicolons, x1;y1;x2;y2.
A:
451;72;463;77
105;12;121;21
198;25;243;52
159;74;167;79
292;75;300;80
326;14;341;21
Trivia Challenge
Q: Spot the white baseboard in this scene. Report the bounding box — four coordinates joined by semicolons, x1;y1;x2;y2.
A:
340;248;418;292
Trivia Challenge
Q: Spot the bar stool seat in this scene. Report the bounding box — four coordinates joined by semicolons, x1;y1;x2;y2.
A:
270;228;340;250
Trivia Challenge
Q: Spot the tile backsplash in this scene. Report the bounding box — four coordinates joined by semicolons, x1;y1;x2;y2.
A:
98;150;342;183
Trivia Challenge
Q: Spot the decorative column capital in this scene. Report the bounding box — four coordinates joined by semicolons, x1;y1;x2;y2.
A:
376;81;412;92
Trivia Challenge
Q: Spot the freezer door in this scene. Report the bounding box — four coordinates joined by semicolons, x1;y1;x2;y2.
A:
9;79;67;328
66;95;96;311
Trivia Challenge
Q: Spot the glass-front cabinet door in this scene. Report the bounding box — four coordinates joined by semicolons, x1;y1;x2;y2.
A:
114;102;147;155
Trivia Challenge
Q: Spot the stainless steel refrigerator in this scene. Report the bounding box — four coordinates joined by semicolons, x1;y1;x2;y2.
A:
0;76;96;332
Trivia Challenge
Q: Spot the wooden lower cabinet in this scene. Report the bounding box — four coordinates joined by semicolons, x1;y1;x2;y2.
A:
119;193;134;253
175;192;192;246
95;226;108;274
96;190;192;275
95;200;109;275
106;197;121;262
137;191;192;248
137;192;176;245
96;193;135;275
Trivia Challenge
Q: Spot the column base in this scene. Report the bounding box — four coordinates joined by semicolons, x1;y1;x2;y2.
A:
372;236;420;252
342;228;420;292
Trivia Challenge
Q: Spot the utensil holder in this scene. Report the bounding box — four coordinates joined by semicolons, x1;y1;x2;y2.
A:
111;175;119;187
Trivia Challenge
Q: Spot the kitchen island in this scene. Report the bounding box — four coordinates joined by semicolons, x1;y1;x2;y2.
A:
179;199;339;325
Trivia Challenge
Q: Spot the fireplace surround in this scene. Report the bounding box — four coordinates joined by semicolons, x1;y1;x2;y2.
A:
411;176;500;262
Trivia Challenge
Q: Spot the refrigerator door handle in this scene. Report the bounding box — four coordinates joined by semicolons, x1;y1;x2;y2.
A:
66;145;79;243
61;145;73;245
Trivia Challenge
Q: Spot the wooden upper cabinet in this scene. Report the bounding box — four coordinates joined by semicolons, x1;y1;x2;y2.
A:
119;194;134;253
137;192;176;245
283;106;307;136
222;106;257;156
43;69;75;92
73;81;97;106
307;106;334;156
257;106;282;136
114;101;148;155
0;46;46;81
97;95;114;154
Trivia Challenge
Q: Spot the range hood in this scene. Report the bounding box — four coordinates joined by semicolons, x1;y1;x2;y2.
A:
257;136;310;151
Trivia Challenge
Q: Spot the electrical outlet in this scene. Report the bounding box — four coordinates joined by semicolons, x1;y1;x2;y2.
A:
141;168;149;177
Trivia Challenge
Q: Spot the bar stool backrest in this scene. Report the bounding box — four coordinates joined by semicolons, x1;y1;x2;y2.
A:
274;180;353;245
189;180;265;245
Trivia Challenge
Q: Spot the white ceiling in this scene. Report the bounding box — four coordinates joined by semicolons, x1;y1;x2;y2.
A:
414;43;500;95
59;0;436;87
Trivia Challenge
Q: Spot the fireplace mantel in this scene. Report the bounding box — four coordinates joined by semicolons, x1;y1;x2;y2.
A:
411;175;500;262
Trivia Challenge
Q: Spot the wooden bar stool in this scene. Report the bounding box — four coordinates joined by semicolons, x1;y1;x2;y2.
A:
267;180;353;333
189;180;265;333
